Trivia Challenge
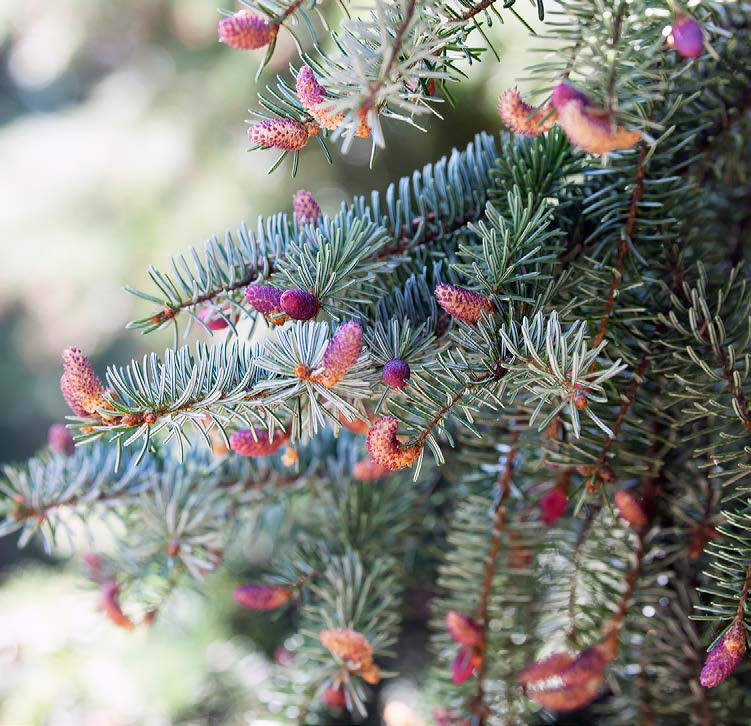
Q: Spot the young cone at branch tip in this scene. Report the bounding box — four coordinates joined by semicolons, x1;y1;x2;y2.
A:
99;581;135;630
539;487;567;525
614;489;649;529
233;584;292;611
498;88;557;137
320;628;373;664
520;643;611;711
352;458;389;481
366;416;423;471
700;621;747;688
48;423;75;455
382;358;411;388
60;347;107;417
296;65;345;131
280;288;319;321
321;683;347;708
312;321;363;387
217;10;277;51
446;610;482;648
293;189;321;223
551;82;641;155
244;284;288;325
668;13;704;59
435;283;494;323
451;646;482;684
229;427;287;457
248;118;314;151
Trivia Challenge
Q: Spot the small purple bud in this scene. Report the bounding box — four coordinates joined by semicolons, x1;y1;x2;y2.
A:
280;289;319;320
669;15;704;59
382;358;411;388
245;284;284;315
48;424;75;455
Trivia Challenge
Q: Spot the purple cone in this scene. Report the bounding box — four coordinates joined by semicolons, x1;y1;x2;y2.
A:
245;284;284;315
280;289;319;320
670;16;704;59
382;358;411;388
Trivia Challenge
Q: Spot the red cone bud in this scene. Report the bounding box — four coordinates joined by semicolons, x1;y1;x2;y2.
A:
320;628;373;664
700;621;747;688
540;488;567;525
229;427;286;457
668;14;704;58
451;646;481;684
435;283;494;323
280;289;319;320
614;489;649;529
218;11;277;51
446;611;482;647
233;584;292;611
382;358;411;388
313;321;363;387
366;416;423;471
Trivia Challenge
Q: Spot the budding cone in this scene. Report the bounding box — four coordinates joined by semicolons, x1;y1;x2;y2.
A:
313;321;363;387
700;621;747;688
320;628;373;664
435;283;494;323
233;584;292;611
293;189;321;223
551;82;641;155
296;65;345;131
366;416;423;471
249;118;311;151
280;289;319;321
668;14;704;58
498;88;557;137
321;684;347;708
539;488;567;525
218;11;277;51
230;427;287;457
451;646;481;684
99;581;135;630
60;347;107;417
614;489;648;529
382;358;411;388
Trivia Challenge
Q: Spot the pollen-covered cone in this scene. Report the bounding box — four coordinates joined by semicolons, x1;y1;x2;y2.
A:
313;321;363;387
296;65;345;131
248;118;311;151
366;416;423;471
700;621;747;687
218;11;277;50
233;584;292;611
293;189;321;223
435;283;494;323
551;82;641;155
245;284;284;314
320;628;373;664
229;427;287;457
498;88;557;137
60;347;107;416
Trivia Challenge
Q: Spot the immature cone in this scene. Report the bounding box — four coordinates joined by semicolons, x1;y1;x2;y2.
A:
359;660;382;685
451;646;481;684
199;306;230;330
48;424;75;456
539;488;567;525
551;82;641;155
233;584;292;611
313;321;363;387
366;416;423;471
520;644;611;711
293;189;321;223
280;289;319;320
321;684;347;708
700;621;747;688
498;88;557;137
245;284;284;315
296;65;345;131
60;347;107;417
352;459;389;481
382;358;411;388
249;118;311;151
217;11;277;51
446;611;482;648
614;489;648;529
99;581;135;630
229;427;287;457
435;283;494;324
320;628;373;664
668;13;704;58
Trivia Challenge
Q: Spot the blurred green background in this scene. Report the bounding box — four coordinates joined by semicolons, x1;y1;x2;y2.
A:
0;1;536;722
